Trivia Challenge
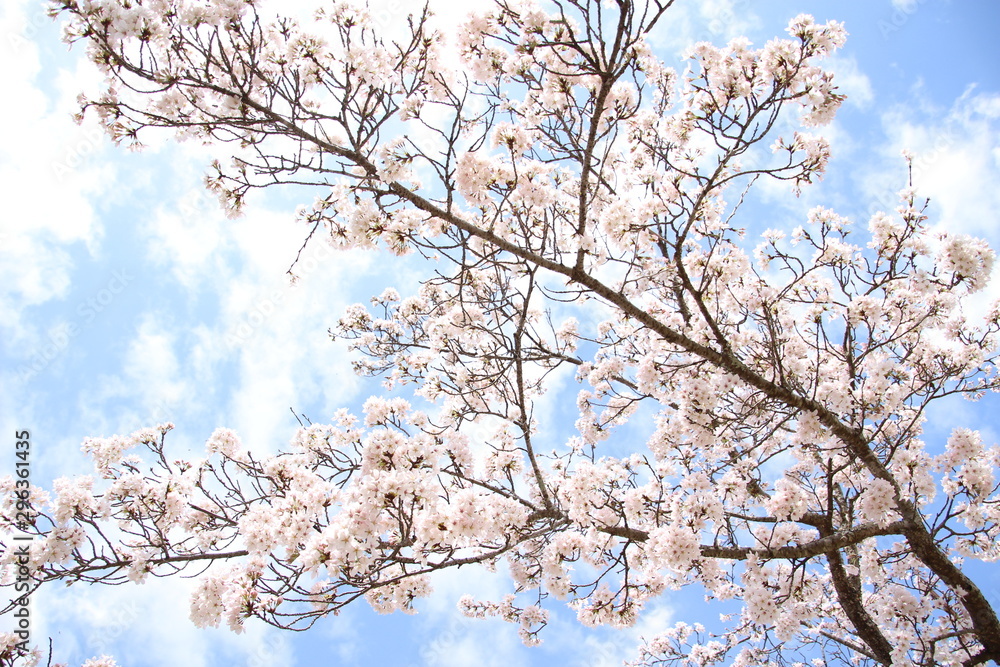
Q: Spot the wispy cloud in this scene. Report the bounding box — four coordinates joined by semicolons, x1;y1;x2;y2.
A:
870;86;1000;239
0;3;111;346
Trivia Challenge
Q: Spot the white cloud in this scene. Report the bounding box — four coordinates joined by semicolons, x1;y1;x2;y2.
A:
535;596;676;667
411;566;529;667
825;55;875;110
316;606;363;664
147;185;232;291
0;3;111;347
646;0;761;56
69;313;196;442
870;86;1000;240
35;575;295;667
219;232;373;453
418;613;528;667
124;315;190;407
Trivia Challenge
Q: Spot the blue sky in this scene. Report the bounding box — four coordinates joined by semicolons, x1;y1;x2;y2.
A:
2;0;1000;665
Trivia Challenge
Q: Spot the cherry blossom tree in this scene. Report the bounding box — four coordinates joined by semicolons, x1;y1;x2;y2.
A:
4;0;1000;665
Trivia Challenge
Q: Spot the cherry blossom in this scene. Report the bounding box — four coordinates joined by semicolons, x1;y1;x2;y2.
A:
3;1;999;665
